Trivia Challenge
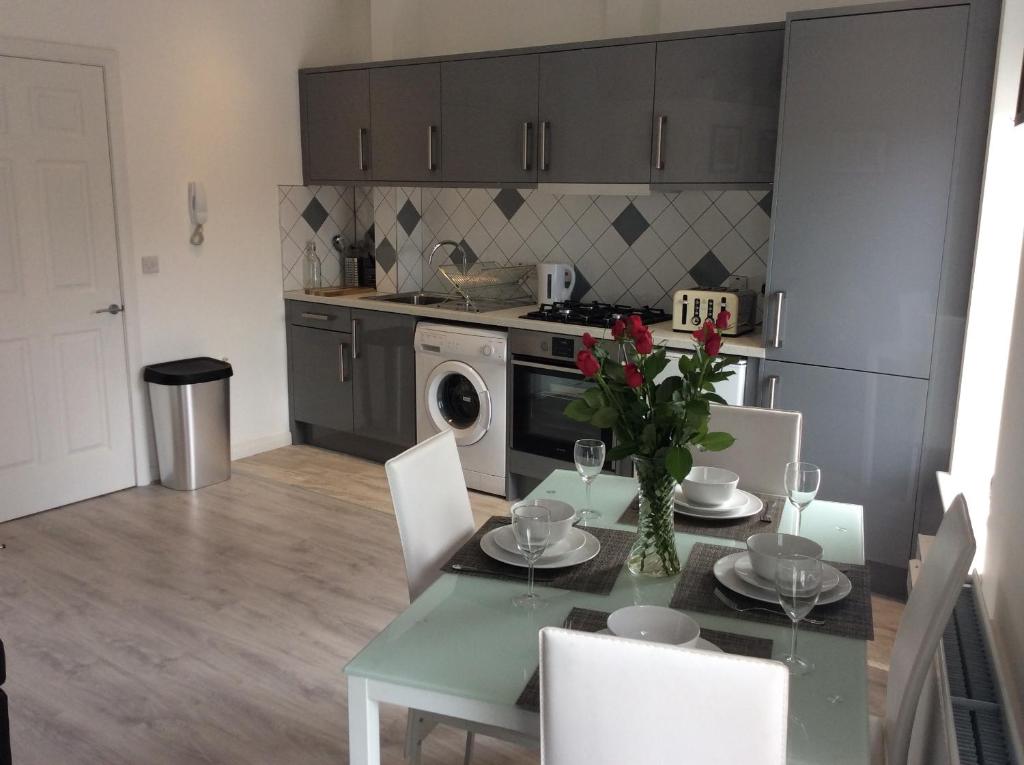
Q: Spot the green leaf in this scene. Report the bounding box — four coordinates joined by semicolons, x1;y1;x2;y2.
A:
699;431;735;451
582;388;604;409
591;406;618;428
605;363;626;384
564;398;594;421
704;392;727;405
655;376;682;404
665;446;693;482
606;442;636;461
642;352;669;381
641;423;658;451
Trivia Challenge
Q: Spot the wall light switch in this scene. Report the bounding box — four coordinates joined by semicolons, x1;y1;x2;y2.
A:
141;256;160;274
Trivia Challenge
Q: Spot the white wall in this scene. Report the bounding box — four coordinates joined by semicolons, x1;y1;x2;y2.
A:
1;0;370;475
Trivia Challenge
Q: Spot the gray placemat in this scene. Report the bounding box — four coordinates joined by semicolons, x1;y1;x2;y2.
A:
515;607;775;712
669;543;875;641
617;493;784;541
441;517;635;596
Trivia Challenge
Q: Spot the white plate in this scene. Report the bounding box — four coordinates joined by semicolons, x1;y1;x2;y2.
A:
493;524;587;560
674;490;763;521
480;527;601;569
597;628;722;652
673;484;748;512
713;552;852;606
733;552;842;593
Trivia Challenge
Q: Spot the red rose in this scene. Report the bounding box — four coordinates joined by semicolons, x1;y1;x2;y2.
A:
705;332;722;357
576;349;601;377
627;315;645;336
634;328;654;355
611;319;627;340
693;319;713;344
582;332;597;349
624;362;643;388
715;309;731;330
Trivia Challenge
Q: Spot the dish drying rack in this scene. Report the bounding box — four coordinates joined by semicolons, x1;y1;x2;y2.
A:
439;262;534;303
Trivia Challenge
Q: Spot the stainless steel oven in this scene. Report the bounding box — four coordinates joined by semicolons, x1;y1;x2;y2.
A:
507;328;630;498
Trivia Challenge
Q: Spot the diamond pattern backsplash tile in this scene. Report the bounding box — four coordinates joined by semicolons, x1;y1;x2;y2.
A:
279;184;770;312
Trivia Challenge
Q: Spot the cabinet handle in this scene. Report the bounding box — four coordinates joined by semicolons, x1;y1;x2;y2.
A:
654;115;666;170
301;312;330;321
352;317;360;359
357;127;367;171
769;291;785;349
427;124;437;171
338;342;349;383
763;375;779;409
521;121;532;171
540;120;550;171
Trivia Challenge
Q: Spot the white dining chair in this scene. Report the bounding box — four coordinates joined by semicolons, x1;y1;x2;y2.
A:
539;627;789;765
692;404;802;496
934;470;957;513
870;494;975;765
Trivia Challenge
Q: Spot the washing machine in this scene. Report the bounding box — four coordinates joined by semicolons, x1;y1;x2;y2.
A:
415;323;508;496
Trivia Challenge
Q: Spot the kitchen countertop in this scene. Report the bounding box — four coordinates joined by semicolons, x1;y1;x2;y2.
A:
283;290;766;359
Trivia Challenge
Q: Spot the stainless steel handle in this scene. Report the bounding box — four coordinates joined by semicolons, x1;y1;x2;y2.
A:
94;304;124;315
352;317;360;359
763;375;779;409
427;124;436;171
512;359;580;376
539;120;550;171
521;121;532;171
300;312;330;321
357;127;367;171
654;115;666;170
769;291;785;348
338;343;349;383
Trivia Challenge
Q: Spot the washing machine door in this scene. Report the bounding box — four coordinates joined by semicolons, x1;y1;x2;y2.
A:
424;360;492;446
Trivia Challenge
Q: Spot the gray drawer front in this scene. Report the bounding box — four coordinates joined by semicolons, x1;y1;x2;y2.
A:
286;301;352;331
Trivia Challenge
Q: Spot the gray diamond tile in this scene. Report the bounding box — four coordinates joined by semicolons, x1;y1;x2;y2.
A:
571;267;590;302
494;188;525;220
452;239;479;270
302;197;329;233
611;203;649;246
375;237;397;274
758;190;773;215
397;198;421;236
689;251;730;287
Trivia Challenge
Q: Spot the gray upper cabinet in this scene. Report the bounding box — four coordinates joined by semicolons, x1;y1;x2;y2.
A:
441;55;539;185
765;7;969;378
652;31;783;186
301;70;371;184
538;44;656;184
351;310;417;447
288;324;354;433
370;63;442;184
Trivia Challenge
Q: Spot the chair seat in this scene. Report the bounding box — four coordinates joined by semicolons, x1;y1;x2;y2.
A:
870;714;885;765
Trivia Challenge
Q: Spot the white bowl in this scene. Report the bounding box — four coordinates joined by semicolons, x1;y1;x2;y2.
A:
607;605;700;647
682;466;740;506
745;532;824;583
510;499;576;547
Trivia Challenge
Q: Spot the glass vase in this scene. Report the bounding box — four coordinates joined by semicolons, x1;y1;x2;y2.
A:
627;456;682;577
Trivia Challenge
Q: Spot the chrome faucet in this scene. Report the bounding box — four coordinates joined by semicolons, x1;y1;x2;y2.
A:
427;239;465;271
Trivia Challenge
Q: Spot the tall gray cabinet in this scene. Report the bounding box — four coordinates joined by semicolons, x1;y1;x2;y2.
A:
763;1;998;594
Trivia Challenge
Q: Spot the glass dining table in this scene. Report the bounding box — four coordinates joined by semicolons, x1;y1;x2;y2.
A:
345;470;870;764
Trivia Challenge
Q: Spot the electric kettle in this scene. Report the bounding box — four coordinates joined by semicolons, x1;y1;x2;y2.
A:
536;263;576;305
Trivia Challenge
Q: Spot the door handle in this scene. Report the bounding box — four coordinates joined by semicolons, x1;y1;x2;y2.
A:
539;120;550;171
654;115;666;170
427;124;437;171
357;127;367;171
521;121;532;172
338;342;349;383
351;317;360;359
769;291;785;349
763;375;779;409
94;304;124;315
300;312;330;321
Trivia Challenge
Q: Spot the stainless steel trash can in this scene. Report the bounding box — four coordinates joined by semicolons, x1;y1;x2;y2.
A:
144;357;232;490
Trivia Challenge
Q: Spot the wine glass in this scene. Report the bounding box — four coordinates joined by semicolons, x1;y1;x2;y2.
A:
511;501;551;609
774;553;824;675
574;439;606;522
784;461;821;536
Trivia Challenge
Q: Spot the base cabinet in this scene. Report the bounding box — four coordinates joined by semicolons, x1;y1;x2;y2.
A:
351;309;417;447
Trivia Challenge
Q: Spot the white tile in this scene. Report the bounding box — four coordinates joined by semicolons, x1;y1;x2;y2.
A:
315;185;340;212
650;204;687;246
557;225;592;260
748;189;768;203
557;195;592;221
705;190;722;201
594;195;630;221
575;247;609;287
756;242;769;264
632;192;671;223
494;223;525;258
525;223;557;261
540;202;574;241
449;201;478;237
611;249;643;287
287;216;316;251
735;206;771;250
436;187;463;216
479;204;508;238
544;243;568;265
649;251;685;292
669;273;697;293
629;227;668;266
671;229;710;271
526;191;557;219
277;186;287;204
691;205;731;249
510;203;540;238
288;186;314;211
282;267;303;293
593;226;627;265
711;229;753;272
464;188;493;217
592;269;627;304
713;190;757;225
673;190;712;224
628;270;666;307
421;199;449;237
512;242;540;265
281;235;304;275
481;240;508;265
278;197;302;233
577;203;610;244
464;220;493;259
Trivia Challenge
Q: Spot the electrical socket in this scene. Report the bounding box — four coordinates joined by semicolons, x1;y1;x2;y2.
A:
141;256;160;274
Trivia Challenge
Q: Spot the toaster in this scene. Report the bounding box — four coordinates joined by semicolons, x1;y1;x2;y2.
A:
672;288;756;336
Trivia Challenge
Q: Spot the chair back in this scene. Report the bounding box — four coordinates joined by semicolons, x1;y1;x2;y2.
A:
885;495;975;765
385;430;475;601
934;471;958;513
693;404;802;496
539;627;789;765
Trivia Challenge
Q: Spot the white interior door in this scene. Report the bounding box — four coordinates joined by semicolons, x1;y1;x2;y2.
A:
0;56;135;521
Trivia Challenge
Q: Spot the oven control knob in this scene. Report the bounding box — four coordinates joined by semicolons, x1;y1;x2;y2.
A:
541;340;549;351
482;344;493;357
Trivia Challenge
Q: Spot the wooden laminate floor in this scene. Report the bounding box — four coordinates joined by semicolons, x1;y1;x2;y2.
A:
0;445;902;764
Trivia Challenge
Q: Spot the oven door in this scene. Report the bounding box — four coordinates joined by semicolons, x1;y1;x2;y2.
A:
511;358;614;467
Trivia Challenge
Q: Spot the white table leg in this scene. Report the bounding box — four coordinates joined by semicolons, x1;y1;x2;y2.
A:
348;676;380;765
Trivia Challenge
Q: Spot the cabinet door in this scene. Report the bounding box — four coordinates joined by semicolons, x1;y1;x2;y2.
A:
288;325;354;432
538;44;655;184
300;70;370;184
370;63;441;183
442;55;539;185
652;31;783;186
761;360;928;570
351;310;417;446
766;7;968;377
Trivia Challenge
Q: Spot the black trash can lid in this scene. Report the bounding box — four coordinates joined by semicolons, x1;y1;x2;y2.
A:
144;357;233;386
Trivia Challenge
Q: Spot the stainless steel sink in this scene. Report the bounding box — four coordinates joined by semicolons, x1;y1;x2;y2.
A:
370;292;451;306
